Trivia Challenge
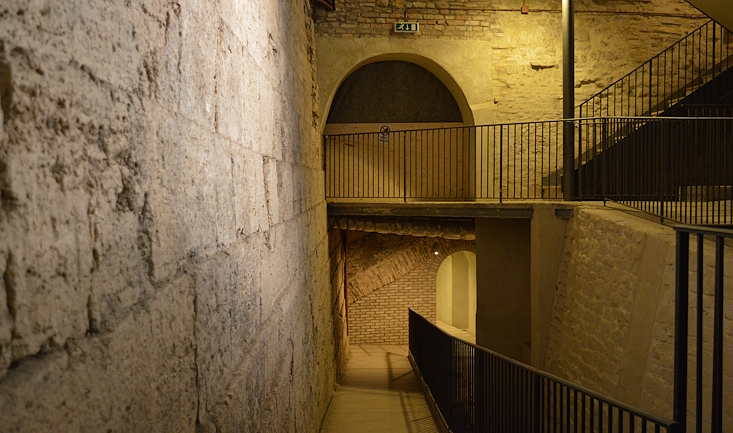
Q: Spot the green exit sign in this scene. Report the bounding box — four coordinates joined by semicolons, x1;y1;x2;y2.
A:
394;22;419;33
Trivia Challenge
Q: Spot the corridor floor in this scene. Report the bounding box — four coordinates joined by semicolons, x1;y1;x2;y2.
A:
319;345;439;433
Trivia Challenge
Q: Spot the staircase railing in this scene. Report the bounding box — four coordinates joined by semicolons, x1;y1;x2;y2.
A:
409;309;682;433
578;20;732;119
577;116;733;225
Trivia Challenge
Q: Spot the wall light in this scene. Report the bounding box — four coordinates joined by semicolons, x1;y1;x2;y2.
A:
431;242;441;256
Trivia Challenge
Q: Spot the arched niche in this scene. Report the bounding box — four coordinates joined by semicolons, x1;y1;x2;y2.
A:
321;54;474;135
436;251;477;334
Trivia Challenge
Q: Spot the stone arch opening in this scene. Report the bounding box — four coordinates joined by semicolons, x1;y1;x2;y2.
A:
436;250;477;335
327;61;463;124
322;54;474;134
323;55;477;200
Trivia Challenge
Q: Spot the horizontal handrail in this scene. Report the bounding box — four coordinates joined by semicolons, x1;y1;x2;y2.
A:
325;116;733;137
673;223;733;237
410;310;677;426
409;309;680;433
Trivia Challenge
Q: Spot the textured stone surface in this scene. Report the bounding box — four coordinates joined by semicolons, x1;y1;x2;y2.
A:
0;1;340;431
545;205;733;428
332;216;476;239
329;227;349;377
314;0;708;126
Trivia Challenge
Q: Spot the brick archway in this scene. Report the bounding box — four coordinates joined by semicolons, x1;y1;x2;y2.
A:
348;237;475;345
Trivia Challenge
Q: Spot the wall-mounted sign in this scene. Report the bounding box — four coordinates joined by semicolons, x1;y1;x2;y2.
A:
379;125;390;144
394;22;419;33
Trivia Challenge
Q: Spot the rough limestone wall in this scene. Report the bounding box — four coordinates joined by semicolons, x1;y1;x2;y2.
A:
0;1;337;432
545;206;733;429
328;227;349;377
314;0;708;124
346;233;474;344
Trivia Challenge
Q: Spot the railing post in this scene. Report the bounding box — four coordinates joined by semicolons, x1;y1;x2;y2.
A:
649;63;653;115
578;107;583;199
673;230;689;432
712;236;724;433
403;131;407;203
532;374;541;433
562;0;576;200
601;117;608;199
499;126;504;203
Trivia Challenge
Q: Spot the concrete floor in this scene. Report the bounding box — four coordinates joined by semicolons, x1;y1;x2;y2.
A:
319;345;439;433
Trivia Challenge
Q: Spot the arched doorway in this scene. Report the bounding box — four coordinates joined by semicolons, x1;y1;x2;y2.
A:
326;60;464;125
436;251;477;334
324;59;476;200
320;54;475;133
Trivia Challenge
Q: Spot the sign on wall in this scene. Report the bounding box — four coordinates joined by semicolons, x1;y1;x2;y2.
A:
394;22;419;33
379;125;390;144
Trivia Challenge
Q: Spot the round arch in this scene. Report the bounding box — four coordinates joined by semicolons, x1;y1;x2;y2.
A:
436;250;477;334
319;53;475;134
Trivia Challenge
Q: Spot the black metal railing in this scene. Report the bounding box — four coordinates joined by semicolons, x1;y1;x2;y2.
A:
674;225;733;433
578;20;732;119
409;310;681;433
578;116;733;225
325;117;733;224
325;122;564;202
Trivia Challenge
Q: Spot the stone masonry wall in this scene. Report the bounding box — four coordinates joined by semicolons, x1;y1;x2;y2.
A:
346;232;474;344
545;206;733;429
329;227;349;377
0;1;339;432
314;0;708;125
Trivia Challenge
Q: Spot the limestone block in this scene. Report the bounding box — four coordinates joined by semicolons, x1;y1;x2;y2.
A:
242;146;270;233
264;157;280;225
0;274;196;433
178;0;218;128
148;113;231;279
0;66;98;366
0;244;12;378
255;75;279;159
192;241;261;406
215;23;245;144
229;143;256;238
277;161;295;223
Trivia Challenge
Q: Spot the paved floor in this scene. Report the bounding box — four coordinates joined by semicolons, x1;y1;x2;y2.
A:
319;345;439;433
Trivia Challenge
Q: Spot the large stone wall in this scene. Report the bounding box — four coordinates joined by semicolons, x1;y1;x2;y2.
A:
545;206;733;429
314;0;708;127
0;1;340;432
328;227;349;377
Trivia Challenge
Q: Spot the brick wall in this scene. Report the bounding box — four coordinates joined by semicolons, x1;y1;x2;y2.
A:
314;1;501;39
346;233;475;344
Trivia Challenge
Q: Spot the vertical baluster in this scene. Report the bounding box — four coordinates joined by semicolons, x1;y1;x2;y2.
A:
673;230;690;429
711;236;724;433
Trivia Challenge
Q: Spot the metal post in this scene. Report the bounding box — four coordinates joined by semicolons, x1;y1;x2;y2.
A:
673;230;689;430
712;236;724;433
563;0;576;200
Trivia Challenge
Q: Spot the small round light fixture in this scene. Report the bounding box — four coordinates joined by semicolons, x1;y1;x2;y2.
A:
431;242;441;256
